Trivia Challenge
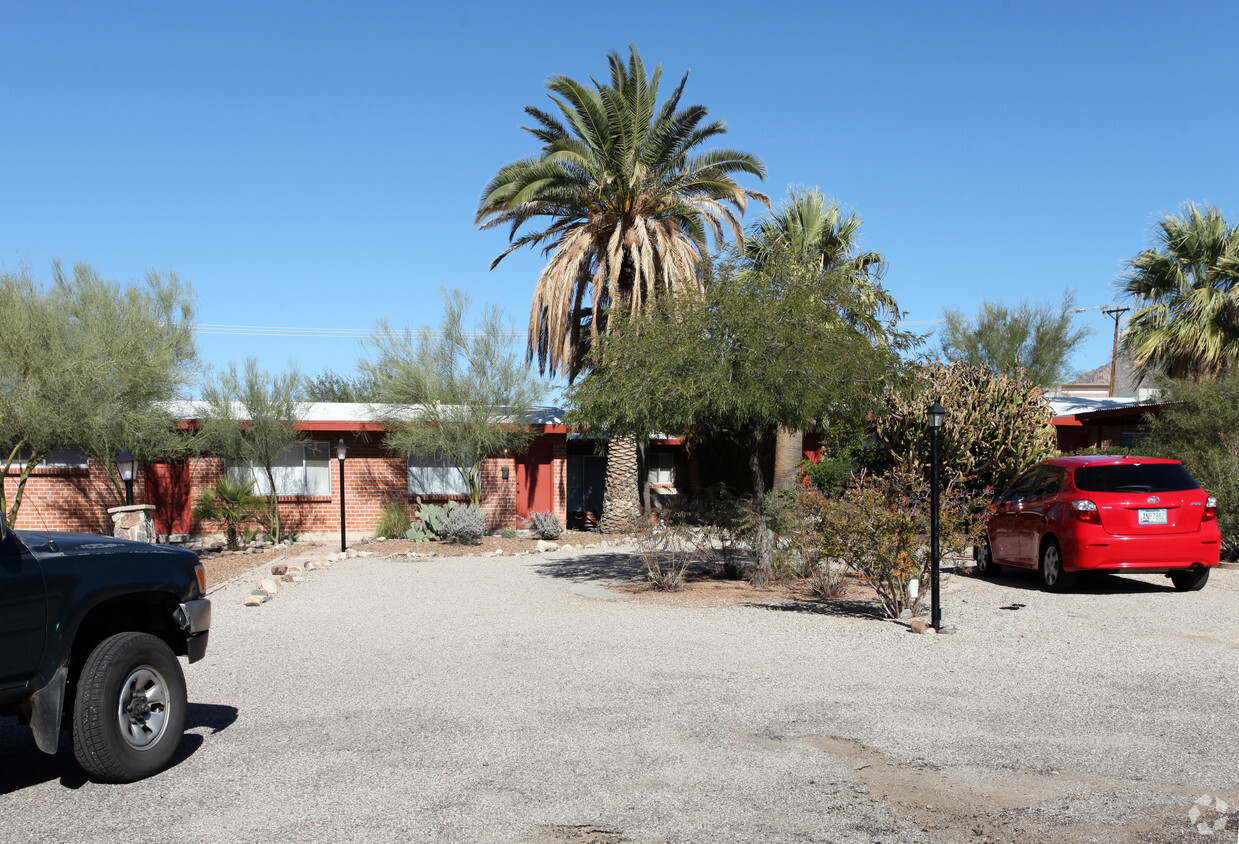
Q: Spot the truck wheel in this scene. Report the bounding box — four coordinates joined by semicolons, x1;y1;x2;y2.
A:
71;632;187;782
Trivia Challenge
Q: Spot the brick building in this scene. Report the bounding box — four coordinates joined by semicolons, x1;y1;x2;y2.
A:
5;403;569;543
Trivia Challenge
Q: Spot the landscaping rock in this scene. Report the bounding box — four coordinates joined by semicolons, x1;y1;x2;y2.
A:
281;573;295;583
909;618;929;634
287;565;303;575
536;540;559;553
259;579;279;597
271;563;288;576
243;595;264;607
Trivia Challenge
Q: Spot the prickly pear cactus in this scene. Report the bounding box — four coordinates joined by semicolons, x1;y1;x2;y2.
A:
874;362;1055;495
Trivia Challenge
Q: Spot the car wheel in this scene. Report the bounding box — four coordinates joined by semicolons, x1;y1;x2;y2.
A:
975;539;1002;577
1039;539;1076;592
71;632;187;783
1169;567;1210;592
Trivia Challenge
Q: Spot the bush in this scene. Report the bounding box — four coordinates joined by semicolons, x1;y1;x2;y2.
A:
522;510;563;540
818;469;984;618
622;514;694;591
439;505;487;544
661;483;751;579
766;485;849;599
192;476;264;551
500;528;517;539
375;502;412;539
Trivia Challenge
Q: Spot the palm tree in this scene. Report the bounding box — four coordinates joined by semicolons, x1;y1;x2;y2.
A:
746;189;897;490
1121;203;1239;380
477;46;767;530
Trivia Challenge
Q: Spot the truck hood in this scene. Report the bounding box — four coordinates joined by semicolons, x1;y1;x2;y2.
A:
15;530;197;562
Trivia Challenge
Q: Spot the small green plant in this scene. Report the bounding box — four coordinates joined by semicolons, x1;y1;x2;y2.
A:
191;475;264;550
500;528;517;539
376;501;412;539
405;525;433;542
522;510;563;540
240;525;261;546
439;504;487;544
413;496;460;539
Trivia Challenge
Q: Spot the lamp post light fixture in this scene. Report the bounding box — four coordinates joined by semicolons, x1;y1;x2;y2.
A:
113;446;139;507
925;401;946;631
335;439;349;553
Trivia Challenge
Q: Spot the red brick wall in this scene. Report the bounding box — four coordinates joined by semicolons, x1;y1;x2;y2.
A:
6;459;136;534
7;433;568;541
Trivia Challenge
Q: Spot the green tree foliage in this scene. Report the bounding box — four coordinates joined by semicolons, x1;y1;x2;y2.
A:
566;247;910;584
476;46;768;531
1120;203;1239;379
301;370;378;403
362;289;544;507
1145;373;1239;558
874;361;1056;497
937;293;1091;389
0;262;198;523
197;358;304;543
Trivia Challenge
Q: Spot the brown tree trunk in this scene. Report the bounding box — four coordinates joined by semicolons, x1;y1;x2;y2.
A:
772;427;803;491
599;435;641;533
748;434;775;586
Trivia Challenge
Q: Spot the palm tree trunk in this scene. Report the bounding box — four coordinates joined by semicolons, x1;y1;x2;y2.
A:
599;435;641;533
772;427;803;491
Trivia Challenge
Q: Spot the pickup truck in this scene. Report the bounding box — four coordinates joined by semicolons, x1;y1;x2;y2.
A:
0;513;210;782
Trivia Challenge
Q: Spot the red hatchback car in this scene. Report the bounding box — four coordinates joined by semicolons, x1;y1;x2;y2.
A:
977;455;1220;592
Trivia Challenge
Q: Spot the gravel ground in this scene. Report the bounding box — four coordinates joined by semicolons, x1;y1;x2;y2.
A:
1;549;1237;843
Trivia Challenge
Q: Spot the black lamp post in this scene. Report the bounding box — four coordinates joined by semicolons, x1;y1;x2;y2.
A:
113;447;139;507
336;439;348;552
926;401;946;630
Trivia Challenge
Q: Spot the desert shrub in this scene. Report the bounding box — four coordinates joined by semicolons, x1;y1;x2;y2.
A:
439;504;487;544
192;475;264;550
523;510;564;540
375;502;412;539
662;483;752;579
874;361;1055;498
819;468;984;618
766;485;849;599
623;514;695;591
500;528;517;539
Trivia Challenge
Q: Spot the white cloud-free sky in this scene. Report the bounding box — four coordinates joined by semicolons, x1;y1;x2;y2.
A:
2;1;1235;392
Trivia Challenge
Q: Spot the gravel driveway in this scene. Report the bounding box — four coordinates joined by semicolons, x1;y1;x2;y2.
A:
2;548;1236;843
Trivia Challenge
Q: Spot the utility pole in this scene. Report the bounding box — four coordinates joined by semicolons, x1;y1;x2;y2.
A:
1102;306;1130;397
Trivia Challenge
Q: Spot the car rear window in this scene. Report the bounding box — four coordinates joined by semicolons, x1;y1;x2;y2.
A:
1072;463;1200;493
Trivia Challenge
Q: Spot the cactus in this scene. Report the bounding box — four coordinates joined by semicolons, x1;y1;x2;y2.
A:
874;361;1055;495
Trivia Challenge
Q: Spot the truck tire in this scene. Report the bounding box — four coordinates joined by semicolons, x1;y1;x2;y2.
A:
71;632;187;782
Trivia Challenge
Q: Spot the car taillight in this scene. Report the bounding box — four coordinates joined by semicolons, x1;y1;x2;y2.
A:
1071;499;1100;523
1203;495;1218;522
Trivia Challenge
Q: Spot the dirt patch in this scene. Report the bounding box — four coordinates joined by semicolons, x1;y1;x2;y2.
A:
198;530;610;589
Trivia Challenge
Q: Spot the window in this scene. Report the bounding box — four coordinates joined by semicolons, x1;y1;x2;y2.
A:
648;451;674;486
1001;470;1038;503
408;453;468;497
9;447;89;470
1032;467;1065;498
1073;463;1199;494
229;442;330;496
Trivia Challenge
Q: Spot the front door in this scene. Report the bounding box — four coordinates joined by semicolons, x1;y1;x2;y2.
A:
146;460;193;536
516;443;554;519
0;530;46;687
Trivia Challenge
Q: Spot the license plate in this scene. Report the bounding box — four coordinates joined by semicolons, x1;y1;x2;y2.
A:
1139;508;1168;525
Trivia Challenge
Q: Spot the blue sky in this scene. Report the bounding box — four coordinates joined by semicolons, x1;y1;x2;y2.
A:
2;1;1236;397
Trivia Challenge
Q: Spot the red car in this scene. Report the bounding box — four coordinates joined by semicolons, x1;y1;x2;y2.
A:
977;455;1220;592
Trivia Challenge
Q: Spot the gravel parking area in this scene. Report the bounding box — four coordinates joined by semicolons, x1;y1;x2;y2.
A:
1;548;1236;843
